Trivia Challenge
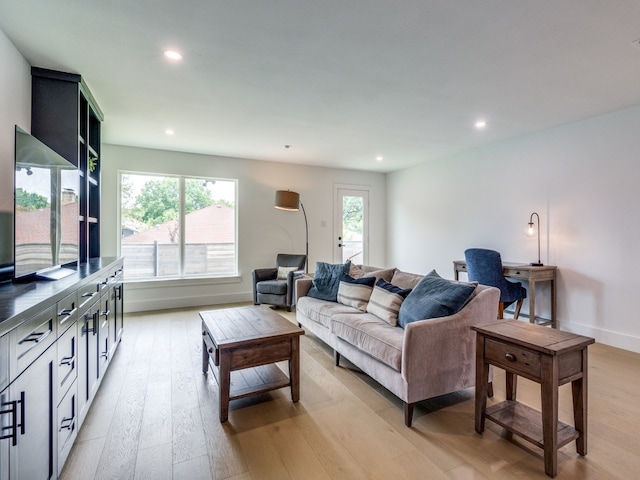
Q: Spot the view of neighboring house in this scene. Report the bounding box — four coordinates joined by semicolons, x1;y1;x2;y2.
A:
121;204;236;278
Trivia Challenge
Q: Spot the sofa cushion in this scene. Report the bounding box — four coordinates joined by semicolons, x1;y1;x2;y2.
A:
398;272;476;328
363;267;397;283
332;313;404;371
366;279;412;326
337;274;376;311
308;261;351;302
390;269;425;290
297;296;362;328
349;263;366;278
256;279;287;295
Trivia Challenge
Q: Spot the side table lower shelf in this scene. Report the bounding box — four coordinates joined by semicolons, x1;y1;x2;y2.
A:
486;400;580;450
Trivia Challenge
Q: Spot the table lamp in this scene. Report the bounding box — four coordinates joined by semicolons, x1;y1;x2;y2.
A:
525;212;543;266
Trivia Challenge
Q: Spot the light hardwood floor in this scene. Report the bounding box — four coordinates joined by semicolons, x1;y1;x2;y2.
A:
60;304;640;480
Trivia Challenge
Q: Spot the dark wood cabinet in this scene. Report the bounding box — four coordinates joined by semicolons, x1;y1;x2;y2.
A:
31;67;104;264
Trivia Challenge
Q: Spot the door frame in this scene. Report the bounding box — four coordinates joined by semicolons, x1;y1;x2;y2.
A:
333;184;371;265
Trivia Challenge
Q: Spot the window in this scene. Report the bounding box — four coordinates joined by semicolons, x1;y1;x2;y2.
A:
119;173;237;280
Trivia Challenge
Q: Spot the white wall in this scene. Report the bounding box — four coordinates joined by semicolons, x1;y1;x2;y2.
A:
388;104;640;353
0;28;31;265
101;144;387;312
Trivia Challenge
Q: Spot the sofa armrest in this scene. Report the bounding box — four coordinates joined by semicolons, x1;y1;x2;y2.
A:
295;276;313;302
401;286;500;386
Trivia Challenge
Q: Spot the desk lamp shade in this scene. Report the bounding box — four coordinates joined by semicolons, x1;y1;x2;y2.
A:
275;190;300;211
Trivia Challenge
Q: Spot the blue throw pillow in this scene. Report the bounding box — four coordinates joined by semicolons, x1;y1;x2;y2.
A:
375;278;412;297
308;261;351;302
397;272;476;328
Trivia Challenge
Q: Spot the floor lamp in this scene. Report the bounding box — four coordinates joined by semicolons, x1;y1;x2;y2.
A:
275;190;309;273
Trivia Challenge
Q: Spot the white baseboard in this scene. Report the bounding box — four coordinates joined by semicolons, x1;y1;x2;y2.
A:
563;321;640;354
124;290;253;313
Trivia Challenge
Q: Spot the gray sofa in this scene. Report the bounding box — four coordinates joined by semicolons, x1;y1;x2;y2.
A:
295;265;500;427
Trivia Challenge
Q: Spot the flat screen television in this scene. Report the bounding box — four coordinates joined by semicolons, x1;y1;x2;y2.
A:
14;126;79;280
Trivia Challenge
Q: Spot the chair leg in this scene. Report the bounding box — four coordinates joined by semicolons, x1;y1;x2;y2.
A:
513;299;524;319
498;302;504;319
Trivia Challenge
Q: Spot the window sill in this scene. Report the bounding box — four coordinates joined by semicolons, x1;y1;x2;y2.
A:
124;275;242;289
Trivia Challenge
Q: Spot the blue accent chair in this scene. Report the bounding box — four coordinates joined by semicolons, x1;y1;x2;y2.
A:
464;248;527;319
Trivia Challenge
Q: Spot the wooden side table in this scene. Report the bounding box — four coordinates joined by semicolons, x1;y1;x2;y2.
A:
472;320;594;478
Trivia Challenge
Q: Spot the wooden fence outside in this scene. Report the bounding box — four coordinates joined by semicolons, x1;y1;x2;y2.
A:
121;242;236;279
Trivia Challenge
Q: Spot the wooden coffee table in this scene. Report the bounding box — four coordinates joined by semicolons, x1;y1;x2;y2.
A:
200;306;305;421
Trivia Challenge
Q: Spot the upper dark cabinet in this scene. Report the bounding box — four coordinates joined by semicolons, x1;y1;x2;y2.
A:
30;67;104;264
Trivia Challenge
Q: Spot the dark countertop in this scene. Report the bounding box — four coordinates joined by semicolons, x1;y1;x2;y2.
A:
0;257;122;337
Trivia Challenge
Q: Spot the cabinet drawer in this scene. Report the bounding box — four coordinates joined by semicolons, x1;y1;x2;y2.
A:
57;378;77;475
57;319;78;402
57;291;79;335
77;281;100;310
11;305;56;376
485;338;541;380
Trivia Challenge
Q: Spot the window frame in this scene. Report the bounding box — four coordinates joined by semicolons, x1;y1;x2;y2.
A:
117;170;238;281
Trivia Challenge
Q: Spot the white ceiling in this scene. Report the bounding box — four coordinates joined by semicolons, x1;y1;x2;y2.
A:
2;1;640;172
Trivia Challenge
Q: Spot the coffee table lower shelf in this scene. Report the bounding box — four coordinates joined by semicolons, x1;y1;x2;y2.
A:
486;400;580;449
208;360;291;401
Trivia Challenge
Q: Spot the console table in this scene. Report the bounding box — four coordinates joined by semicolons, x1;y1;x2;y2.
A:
453;260;557;327
472;320;594;478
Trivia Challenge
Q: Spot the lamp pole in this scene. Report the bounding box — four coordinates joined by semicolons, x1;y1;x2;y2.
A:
300;201;309;273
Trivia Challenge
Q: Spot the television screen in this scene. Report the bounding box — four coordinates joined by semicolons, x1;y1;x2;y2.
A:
14;126;79;279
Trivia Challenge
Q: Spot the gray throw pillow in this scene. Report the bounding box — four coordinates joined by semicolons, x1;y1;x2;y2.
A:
308;261;351;302
367;279;412;326
397;272;476;328
337;274;376;311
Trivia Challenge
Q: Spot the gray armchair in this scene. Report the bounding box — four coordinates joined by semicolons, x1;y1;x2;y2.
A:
252;253;307;311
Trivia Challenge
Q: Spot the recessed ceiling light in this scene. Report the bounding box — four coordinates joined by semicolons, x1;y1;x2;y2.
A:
376;156;383;162
475;120;487;129
164;50;183;61
165;129;175;136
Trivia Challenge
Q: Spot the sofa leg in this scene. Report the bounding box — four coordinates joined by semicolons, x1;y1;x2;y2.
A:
404;402;414;427
487;381;494;398
334;350;340;366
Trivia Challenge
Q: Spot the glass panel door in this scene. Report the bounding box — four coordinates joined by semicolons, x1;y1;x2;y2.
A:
335;187;369;265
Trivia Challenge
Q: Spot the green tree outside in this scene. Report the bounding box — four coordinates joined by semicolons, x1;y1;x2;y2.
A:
16;187;49;210
128;177;215;227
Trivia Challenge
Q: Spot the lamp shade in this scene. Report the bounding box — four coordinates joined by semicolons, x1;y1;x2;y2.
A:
275;190;300;211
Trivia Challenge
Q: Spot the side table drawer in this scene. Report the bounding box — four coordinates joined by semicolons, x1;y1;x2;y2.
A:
485;338;541;380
